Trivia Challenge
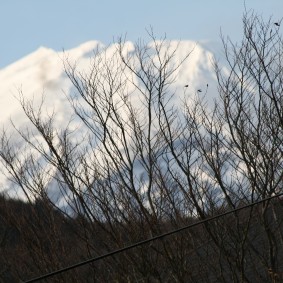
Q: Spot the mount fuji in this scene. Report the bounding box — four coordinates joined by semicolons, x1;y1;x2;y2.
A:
0;40;220;201
0;40;219;123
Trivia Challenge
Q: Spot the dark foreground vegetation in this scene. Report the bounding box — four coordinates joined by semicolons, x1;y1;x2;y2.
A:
1;195;283;282
1;11;283;282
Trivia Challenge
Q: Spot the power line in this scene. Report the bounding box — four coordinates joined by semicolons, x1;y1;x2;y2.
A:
24;192;283;283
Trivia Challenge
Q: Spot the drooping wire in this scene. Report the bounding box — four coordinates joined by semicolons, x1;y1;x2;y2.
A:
24;192;283;283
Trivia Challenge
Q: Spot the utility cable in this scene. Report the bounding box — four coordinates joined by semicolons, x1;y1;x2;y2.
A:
24;192;283;282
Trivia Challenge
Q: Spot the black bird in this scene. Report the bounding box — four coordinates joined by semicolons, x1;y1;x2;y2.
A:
197;89;202;93
274;22;280;27
184;84;189;87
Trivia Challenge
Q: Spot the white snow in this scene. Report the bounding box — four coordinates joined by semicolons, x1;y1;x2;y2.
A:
0;39;219;202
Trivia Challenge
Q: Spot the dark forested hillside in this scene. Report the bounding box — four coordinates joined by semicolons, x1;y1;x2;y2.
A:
1;194;283;282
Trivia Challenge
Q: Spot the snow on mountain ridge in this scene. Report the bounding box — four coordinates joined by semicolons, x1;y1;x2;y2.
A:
0;40;219;200
0;39;219;150
0;47;56;76
0;46;65;123
65;40;104;60
0;40;217;122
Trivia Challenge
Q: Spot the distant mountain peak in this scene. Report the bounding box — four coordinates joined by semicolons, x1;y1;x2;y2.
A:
0;39;221;201
0;39;218;123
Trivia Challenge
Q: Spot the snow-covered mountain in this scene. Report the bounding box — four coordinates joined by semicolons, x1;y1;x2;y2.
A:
0;40;218;124
0;40;219;201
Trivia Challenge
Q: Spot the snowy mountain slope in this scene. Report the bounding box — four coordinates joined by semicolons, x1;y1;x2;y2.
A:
0;40;219;201
0;40;217;124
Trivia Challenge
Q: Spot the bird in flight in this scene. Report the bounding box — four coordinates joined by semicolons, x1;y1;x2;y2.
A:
274;22;280;27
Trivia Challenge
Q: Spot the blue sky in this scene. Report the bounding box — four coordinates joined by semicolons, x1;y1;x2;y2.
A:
0;0;282;68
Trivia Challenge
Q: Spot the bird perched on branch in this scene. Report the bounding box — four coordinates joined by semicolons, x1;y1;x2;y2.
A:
184;84;189;88
274;22;280;27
